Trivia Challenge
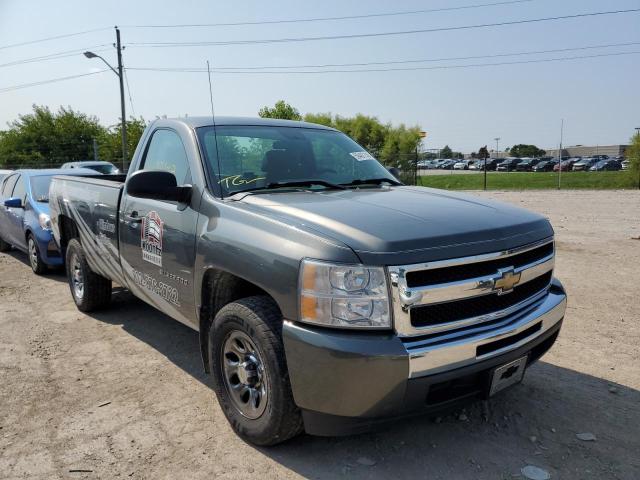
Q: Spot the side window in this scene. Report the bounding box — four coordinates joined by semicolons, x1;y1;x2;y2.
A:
3;175;19;198
141;129;191;185
12;176;26;201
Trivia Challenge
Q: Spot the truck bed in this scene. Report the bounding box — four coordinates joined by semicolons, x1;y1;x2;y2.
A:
49;174;128;286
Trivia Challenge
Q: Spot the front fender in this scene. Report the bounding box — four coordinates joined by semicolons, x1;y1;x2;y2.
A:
193;195;360;322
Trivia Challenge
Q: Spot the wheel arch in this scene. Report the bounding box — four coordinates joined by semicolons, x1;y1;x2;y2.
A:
57;214;79;258
199;268;275;373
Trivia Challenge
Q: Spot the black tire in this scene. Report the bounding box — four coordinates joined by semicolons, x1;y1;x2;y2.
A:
65;238;112;312
0;236;10;252
209;296;303;446
27;234;47;275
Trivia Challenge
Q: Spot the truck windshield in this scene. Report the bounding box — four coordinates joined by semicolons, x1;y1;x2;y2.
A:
196;125;398;195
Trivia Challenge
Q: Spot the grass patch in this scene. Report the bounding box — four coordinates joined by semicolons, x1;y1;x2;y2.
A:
417;171;638;190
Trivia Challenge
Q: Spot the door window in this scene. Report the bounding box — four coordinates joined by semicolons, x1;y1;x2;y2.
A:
141;129;191;184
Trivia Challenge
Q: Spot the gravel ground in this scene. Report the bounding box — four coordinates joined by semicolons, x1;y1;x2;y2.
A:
1;190;639;480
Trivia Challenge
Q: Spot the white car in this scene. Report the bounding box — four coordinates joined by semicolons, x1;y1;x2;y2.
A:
453;161;469;170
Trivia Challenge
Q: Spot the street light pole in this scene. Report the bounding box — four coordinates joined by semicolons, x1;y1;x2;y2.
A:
115;27;127;171
83;26;127;172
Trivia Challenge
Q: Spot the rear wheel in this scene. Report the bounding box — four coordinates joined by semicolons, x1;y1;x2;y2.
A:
209;296;303;446
65;239;112;312
28;234;47;275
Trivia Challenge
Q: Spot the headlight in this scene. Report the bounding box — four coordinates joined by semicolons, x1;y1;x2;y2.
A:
299;259;391;329
39;213;52;230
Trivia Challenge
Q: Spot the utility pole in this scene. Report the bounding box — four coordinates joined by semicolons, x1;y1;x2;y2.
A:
557;119;564;190
115;27;127;172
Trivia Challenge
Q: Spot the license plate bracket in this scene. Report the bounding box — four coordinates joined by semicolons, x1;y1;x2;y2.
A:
489;355;528;396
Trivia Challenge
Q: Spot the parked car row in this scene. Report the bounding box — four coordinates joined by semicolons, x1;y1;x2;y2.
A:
419;156;626;172
0;161;120;273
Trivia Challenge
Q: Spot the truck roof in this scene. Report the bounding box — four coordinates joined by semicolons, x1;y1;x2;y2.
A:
161;116;337;131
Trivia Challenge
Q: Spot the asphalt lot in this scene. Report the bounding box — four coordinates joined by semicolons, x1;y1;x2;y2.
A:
1;190;639;480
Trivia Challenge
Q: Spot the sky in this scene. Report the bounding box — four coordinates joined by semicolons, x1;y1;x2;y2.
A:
0;0;639;153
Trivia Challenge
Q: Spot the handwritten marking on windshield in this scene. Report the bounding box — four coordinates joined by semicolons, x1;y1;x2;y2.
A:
218;175;266;189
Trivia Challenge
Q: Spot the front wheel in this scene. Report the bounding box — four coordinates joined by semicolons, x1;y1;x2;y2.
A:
28;234;47;275
65;239;112;312
209;296;303;446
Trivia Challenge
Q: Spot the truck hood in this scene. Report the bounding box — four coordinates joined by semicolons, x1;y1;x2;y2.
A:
238;186;553;265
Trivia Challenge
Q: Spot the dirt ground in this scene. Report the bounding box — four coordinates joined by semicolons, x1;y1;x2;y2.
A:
1;190;639;480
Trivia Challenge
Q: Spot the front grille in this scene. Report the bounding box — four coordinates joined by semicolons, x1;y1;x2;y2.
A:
410;271;552;328
406;242;553;288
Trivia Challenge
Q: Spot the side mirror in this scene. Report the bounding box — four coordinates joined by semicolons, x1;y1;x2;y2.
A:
126;170;191;203
4;197;23;208
387;167;401;180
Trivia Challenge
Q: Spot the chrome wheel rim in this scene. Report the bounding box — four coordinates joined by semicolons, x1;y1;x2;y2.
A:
28;238;38;270
221;331;268;419
70;253;84;300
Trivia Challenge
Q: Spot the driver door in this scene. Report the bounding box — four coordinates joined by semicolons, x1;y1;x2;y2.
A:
119;128;199;327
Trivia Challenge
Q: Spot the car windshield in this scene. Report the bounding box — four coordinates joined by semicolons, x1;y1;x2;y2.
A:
30;175;54;202
197;125;398;195
84;164;117;174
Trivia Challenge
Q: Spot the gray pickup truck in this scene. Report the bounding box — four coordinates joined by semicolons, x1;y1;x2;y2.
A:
49;117;566;445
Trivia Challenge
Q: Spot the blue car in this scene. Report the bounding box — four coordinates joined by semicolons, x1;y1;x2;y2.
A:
0;168;95;274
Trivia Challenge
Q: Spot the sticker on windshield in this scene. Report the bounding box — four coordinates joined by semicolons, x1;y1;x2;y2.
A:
350;151;375;161
141;211;164;267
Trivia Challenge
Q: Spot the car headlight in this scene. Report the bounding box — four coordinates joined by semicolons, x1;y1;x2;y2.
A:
299;259;391;329
38;213;52;230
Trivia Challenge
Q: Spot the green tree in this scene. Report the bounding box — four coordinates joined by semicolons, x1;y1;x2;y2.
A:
509;144;546;158
0;105;105;168
478;146;490;159
440;145;453;158
303;112;333;127
98;117;147;167
258;100;302;120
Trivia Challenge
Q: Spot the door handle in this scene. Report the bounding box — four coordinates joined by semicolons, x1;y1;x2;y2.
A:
125;211;142;224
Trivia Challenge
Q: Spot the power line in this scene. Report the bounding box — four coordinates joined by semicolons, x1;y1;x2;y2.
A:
0;70;109;93
0;45;112;69
123;0;537;28
125;50;640;75
126;8;640;48
126;41;640;71
0;27;111;51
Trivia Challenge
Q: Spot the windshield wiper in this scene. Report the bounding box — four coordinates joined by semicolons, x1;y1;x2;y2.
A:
341;177;403;187
266;180;346;190
232;179;346;196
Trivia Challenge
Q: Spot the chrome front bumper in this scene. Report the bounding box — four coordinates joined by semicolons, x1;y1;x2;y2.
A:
404;287;566;378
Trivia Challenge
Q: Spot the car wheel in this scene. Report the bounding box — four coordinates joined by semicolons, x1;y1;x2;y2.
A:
0;236;10;252
27;234;47;275
209;296;303;446
65;239;112;312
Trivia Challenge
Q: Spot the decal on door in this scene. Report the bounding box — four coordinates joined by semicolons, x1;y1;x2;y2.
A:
141;211;164;266
131;269;180;306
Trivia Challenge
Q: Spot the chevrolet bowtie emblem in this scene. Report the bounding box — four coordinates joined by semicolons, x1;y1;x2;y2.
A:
493;268;521;295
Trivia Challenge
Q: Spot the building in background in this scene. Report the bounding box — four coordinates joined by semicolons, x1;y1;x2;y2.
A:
545;144;627;158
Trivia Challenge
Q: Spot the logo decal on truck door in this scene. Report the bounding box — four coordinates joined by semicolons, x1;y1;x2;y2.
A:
141;211;164;266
